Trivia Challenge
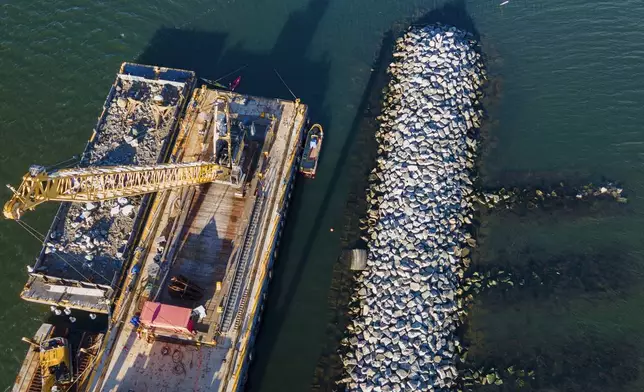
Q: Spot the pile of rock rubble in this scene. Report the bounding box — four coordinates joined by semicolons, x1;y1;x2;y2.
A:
340;25;486;391
40;79;183;284
477;182;627;210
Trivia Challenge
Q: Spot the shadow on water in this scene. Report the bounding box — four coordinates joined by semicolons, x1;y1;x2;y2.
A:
412;0;480;41
135;0;332;390
136;29;228;80
310;27;396;391
136;0;331;123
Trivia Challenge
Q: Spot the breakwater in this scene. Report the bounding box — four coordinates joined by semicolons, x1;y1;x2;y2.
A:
340;25;485;391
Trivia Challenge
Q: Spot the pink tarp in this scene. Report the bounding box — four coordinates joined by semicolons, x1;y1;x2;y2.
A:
140;301;194;334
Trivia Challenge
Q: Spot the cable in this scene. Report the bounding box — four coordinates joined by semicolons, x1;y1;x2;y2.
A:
172;348;183;363
56;157;82;170
16;219;113;285
273;68;297;100
15;220;94;283
214;65;247;82
45;155;80;171
17;219;48;240
173;362;186;375
211;65;248;84
14;219;43;241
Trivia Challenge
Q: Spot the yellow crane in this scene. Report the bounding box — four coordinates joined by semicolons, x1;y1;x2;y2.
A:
4;95;249;220
3;161;234;220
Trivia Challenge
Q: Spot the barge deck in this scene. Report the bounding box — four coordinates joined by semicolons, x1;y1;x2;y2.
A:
86;87;308;391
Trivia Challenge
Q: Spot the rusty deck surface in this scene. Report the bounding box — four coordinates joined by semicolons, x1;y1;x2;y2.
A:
158;183;245;339
12;324;53;392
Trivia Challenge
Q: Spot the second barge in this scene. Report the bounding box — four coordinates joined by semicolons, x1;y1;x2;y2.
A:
19;64;196;314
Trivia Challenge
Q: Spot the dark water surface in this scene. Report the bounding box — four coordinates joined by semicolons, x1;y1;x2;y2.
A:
1;0;644;390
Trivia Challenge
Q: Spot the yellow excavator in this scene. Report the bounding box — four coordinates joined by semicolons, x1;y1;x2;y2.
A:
21;335;73;392
39;337;73;392
3;97;248;220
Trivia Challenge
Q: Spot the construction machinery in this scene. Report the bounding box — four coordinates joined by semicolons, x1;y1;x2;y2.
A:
39;337;74;392
20;335;75;392
8;59;312;392
3;97;248;221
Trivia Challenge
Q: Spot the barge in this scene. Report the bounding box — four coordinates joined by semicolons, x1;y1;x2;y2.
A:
10;63;310;391
20;63;196;314
90;88;307;392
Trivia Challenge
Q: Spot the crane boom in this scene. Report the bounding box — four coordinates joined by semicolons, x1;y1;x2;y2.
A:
4;161;231;220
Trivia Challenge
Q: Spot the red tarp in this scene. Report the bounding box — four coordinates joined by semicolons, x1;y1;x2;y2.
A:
140;301;194;334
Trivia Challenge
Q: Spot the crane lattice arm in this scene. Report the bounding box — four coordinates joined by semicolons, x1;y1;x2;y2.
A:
4;162;231;220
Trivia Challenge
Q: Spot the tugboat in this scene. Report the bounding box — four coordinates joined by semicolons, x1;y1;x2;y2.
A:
40;337;73;391
299;124;324;178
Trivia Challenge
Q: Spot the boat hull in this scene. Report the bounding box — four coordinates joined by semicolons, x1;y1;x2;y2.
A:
299;124;323;178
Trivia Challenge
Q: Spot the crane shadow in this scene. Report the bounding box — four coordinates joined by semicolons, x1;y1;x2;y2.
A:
412;0;481;41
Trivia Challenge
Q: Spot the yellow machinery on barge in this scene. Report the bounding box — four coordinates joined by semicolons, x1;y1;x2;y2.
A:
4;93;243;221
38;337;73;392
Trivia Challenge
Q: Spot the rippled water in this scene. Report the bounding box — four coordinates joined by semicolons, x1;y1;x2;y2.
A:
0;0;643;390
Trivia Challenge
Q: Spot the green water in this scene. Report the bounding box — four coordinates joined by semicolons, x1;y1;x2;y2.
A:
1;0;644;390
